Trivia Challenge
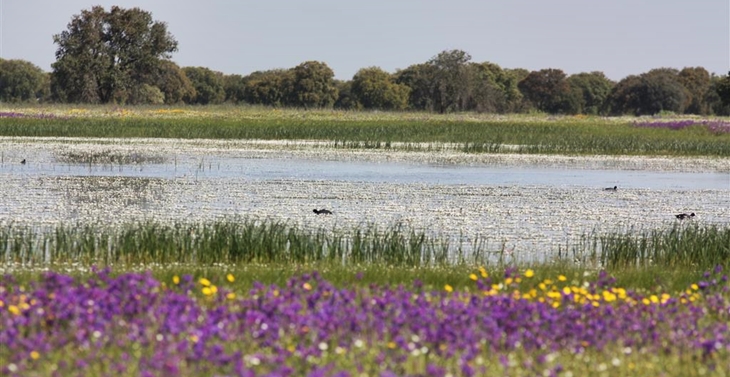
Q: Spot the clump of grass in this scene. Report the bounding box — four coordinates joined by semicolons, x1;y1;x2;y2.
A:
576;224;730;269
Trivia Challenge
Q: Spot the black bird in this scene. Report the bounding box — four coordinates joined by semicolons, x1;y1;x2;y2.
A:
604;185;617;191
675;213;695;220
20;159;26;164
313;209;333;215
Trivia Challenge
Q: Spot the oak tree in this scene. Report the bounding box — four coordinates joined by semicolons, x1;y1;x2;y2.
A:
51;6;177;103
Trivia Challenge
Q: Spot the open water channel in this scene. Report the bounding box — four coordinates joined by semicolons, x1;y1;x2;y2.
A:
0;138;728;260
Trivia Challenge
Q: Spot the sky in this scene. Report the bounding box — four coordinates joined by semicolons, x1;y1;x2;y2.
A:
1;0;728;81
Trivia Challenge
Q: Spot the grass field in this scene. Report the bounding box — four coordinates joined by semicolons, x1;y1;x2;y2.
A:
1;105;729;156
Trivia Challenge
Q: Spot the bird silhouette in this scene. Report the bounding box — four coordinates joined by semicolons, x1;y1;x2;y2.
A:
20;159;26;164
313;209;333;215
604;185;617;191
675;213;695;220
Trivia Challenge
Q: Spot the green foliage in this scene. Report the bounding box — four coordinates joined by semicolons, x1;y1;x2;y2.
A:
607;69;690;116
394;63;437;111
518;69;576;114
468;62;524;113
222;74;247;103
350;67;410;110
678;67;712;115
428;49;472;113
155;60;195;104
606;75;643;115
0;59;49;102
242;69;292;107
567;72;614;115
287;61;338;108
50;5;178;104
333;80;361;110
182;66;225;105
714;72;730;115
640;68;689;115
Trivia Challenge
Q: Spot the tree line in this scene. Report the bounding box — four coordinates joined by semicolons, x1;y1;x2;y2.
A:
1;5;729;116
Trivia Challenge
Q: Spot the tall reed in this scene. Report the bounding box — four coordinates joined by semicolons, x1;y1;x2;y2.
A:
0;220;474;267
587;224;730;268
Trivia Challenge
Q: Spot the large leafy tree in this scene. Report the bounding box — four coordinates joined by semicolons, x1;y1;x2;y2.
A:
222;74;248;104
182;67;225;105
566;72;614;115
287;61;338;108
0;59;50;102
639;68;689;115
606;69;689;115
518;69;576;114
395;63;437;111
243;69;293;107
51;6;178;103
711;72;730;115
467;62;524;113
429;49;472;113
333;80;360;110
155;60;195;105
678;67;712;115
350;67;409;110
605;75;643;115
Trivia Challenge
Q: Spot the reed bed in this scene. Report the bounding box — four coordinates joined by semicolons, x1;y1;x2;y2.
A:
1;220;728;270
596;224;730;268
0;106;728;156
0;220;477;267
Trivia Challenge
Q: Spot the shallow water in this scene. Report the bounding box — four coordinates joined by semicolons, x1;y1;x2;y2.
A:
2;156;728;190
0;138;728;260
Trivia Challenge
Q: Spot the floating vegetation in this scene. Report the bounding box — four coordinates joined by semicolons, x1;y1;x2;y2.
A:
55;150;167;164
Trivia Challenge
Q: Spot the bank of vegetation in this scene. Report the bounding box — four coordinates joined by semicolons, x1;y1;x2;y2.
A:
1;6;729;118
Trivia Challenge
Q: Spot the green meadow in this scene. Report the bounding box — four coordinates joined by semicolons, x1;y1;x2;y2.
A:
1;105;729;156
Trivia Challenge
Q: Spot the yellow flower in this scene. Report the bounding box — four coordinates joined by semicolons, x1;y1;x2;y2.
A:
558;275;567;282
8;305;20;316
199;278;211;287
691;283;699;291
469;273;478;281
602;290;617;302
30;351;40;360
524;269;535;278
387;341;397;349
172;276;180;285
650;295;659;304
479;267;488;278
227;274;235;283
444;284;453;293
202;287;213;296
303;282;312;291
562;287;571;295
226;292;236;300
504;277;513;286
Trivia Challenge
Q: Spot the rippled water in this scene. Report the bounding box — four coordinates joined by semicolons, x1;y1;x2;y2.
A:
0;138;728;259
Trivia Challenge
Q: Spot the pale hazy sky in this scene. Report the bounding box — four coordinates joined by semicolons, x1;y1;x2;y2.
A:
1;0;728;81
